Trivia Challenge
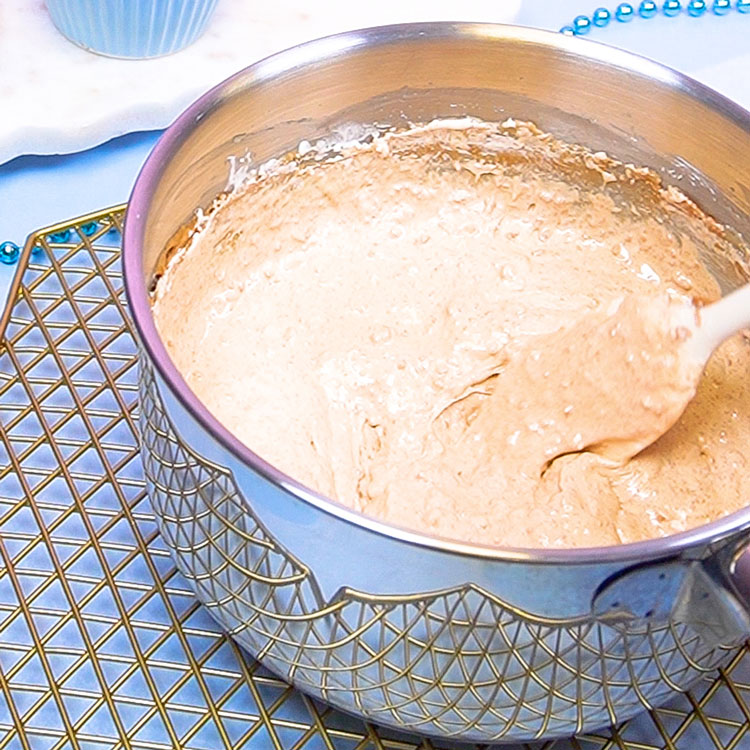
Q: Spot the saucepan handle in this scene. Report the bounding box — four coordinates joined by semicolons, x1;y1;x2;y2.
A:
685;536;750;646
592;538;750;647
727;539;750;613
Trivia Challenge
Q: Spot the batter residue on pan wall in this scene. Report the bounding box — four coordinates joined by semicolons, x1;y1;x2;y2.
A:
153;119;750;548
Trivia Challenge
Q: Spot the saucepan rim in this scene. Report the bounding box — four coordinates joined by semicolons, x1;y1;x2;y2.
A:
123;21;750;565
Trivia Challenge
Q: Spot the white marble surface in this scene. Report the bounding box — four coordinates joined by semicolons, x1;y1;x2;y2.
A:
0;0;521;164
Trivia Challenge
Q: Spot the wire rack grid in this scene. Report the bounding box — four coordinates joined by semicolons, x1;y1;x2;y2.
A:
1;206;750;750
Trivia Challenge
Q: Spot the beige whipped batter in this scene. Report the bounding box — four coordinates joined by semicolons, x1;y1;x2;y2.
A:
153;120;750;548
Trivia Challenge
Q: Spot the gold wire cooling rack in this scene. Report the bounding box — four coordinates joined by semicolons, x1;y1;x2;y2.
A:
2;206;750;750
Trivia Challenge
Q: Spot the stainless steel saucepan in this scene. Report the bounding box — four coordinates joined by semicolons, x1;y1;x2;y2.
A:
123;23;750;743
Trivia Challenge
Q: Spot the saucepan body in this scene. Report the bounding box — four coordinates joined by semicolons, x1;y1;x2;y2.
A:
123;23;750;742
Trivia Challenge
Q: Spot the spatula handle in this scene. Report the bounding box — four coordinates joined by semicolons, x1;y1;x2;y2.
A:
695;283;750;362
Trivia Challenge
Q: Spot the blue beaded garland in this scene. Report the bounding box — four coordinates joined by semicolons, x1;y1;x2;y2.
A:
573;14;593;32
615;2;636;20
81;221;99;237
49;229;71;244
0;241;20;265
31;245;43;255
559;0;745;37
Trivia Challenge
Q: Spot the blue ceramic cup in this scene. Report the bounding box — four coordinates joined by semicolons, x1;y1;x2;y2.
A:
47;0;220;59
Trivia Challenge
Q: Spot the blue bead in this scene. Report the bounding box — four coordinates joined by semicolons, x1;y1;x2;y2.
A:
49;229;71;244
81;221;98;237
0;241;20;265
559;24;576;34
573;14;593;33
688;0;707;14
663;0;682;15
713;0;731;11
592;7;612;24
615;2;636;20
738;0;750;12
31;245;43;254
639;0;659;15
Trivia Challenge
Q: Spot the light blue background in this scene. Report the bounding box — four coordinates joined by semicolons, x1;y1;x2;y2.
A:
2;0;750;301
